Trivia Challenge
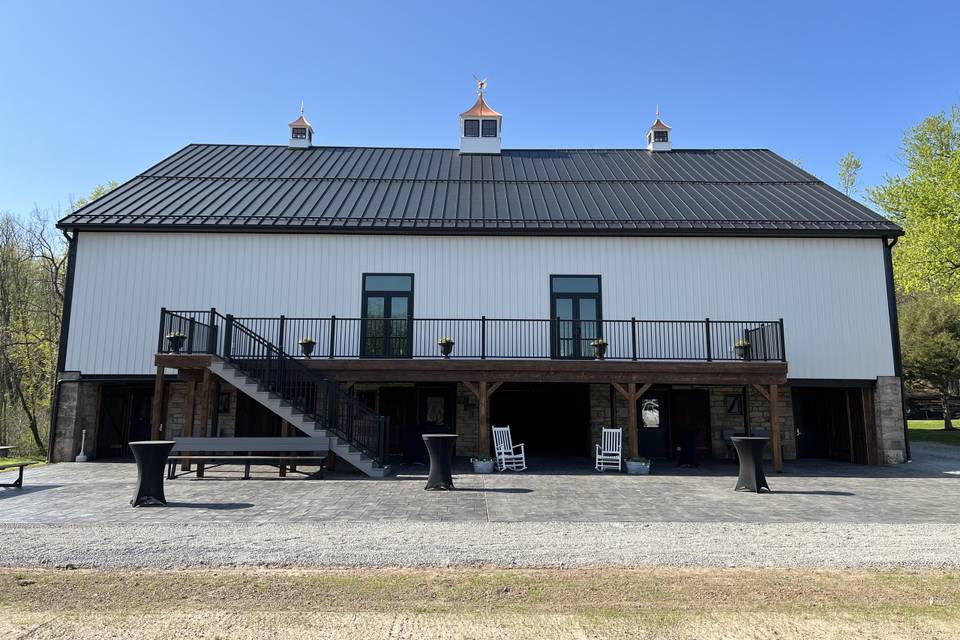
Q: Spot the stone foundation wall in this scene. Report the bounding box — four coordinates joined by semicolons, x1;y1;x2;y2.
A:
874;376;907;464
163;382;236;439
707;386;796;461
588;384;628;450
455;384;480;456
50;373;99;462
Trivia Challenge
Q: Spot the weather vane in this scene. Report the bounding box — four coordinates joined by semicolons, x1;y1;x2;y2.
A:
472;75;488;96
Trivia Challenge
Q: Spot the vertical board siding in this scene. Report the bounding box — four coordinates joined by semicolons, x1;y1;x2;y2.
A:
66;232;895;379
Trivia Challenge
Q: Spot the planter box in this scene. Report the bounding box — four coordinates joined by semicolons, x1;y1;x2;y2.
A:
626;460;651;475
472;459;494;474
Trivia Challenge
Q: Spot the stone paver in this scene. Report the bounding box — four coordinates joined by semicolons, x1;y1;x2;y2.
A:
1;442;958;524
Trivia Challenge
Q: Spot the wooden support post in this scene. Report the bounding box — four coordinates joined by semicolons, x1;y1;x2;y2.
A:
626;382;639;458
862;387;878;465
478;381;490;457
769;383;782;473
150;366;165;440
611;382;650;459
180;381;196;471
196;368;212;478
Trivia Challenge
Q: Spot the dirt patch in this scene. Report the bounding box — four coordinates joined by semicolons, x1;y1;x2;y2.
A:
2;567;958;639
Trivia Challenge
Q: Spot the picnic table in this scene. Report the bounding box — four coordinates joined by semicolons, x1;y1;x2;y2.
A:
0;446;29;489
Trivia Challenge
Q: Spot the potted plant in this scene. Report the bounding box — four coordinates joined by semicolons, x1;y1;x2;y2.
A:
625;457;651;475
298;337;317;358
471;456;494;474
735;339;752;360
591;338;608;360
437;336;455;358
165;331;186;353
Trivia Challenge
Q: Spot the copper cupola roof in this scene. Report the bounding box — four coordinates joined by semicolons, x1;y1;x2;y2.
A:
460;94;502;117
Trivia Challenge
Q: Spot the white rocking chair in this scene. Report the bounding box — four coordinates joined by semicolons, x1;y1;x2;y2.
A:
492;425;527;471
595;427;622;471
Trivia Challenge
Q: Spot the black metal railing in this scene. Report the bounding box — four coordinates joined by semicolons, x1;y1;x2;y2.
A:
215;315;787;362
157;308;389;466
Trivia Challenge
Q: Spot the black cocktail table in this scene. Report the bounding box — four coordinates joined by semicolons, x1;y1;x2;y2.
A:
731;436;770;493
130;440;175;506
422;433;458;490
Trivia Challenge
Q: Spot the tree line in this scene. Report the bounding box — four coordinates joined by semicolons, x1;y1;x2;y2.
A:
0;183;116;456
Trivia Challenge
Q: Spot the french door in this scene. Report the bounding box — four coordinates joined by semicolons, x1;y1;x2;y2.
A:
550;275;602;359
360;274;413;358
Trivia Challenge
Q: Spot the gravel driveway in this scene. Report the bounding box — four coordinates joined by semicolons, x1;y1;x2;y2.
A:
2;520;959;570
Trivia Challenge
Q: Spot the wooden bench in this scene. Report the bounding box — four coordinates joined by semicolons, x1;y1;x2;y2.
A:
0;462;29;488
167;437;329;480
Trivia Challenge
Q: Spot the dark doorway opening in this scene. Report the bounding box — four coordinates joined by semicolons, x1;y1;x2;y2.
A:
95;384;154;458
792;387;866;462
373;384;457;463
668;389;711;463
491;383;591;455
637;389;670;459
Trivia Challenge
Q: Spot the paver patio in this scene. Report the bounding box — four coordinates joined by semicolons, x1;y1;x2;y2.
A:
2;442;958;525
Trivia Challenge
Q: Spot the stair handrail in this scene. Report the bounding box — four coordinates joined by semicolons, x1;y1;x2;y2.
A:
158;309;389;466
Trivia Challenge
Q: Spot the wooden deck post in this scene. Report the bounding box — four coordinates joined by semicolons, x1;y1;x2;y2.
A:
150;366;165;440
196;368;212;477
478;381;490;457
626;382;638;458
769;383;782;473
180;381;196;471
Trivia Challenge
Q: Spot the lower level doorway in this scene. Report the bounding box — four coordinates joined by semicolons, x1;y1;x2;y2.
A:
490;383;591;456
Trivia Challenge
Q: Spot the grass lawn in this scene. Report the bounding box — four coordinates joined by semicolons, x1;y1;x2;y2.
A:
0;456;44;473
909;420;960;446
1;568;958;639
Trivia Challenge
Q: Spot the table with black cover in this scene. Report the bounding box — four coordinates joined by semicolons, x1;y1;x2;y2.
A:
129;440;175;506
421;433;458;490
730;436;770;493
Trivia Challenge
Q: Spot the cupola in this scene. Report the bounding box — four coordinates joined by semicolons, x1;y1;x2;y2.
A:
646;106;671;152
459;78;502;154
288;102;313;148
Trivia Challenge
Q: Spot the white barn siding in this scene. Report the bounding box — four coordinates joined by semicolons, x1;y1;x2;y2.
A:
65;232;895;380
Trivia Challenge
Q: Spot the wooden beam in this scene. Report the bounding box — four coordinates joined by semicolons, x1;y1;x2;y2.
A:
462;381;480;399
180;381;196;472
611;382;630;401
626;382;639;458
636;383;652;398
488;381;504;395
478;380;490;457
150;366;165;440
862;387;878;465
752;384;770;402
196;368;212;478
769;383;782;473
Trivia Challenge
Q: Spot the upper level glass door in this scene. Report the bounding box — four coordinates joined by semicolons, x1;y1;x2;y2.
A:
361;274;413;358
550;275;602;359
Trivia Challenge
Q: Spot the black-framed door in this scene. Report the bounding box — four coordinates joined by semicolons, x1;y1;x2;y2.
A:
550;275;602;359
360;273;413;358
636;390;670;458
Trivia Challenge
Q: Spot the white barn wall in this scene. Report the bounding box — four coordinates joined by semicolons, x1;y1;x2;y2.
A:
65;232;895;380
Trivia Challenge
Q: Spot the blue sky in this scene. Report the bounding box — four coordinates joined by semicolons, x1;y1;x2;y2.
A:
1;0;958;216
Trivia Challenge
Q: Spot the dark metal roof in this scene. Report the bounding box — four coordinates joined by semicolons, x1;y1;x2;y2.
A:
58;145;902;237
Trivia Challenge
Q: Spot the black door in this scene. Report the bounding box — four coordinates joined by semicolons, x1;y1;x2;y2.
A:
550;275;602;359
636;391;670;458
418;386;456;434
669;389;711;461
361;274;413;358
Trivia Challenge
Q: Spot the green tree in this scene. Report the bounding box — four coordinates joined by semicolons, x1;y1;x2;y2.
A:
870;106;960;295
899;293;960;430
70;180;119;211
838;151;862;195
